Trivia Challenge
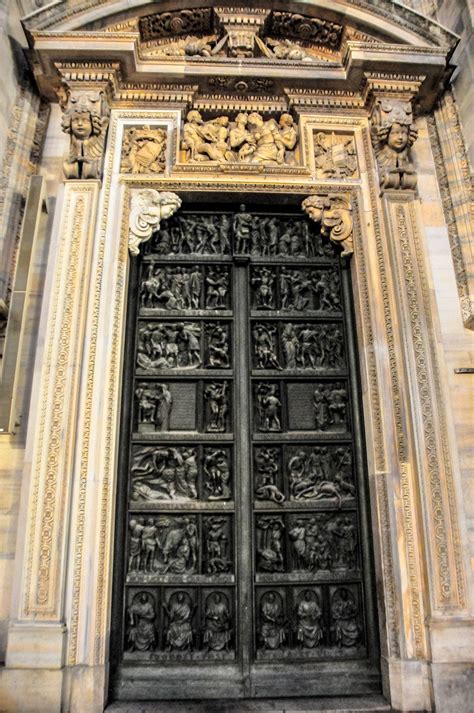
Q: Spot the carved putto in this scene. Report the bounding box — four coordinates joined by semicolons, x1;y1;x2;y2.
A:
122;125;167;174
129;189;182;255
60;89;110;180
371;99;418;190
301;195;353;257
181;110;298;165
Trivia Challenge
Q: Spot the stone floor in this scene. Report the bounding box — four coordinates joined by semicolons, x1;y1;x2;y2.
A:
105;695;393;713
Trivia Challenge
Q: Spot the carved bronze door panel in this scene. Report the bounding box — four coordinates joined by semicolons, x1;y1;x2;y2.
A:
110;203;380;700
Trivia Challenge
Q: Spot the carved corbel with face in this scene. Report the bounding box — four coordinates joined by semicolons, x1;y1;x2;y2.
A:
59;86;111;180
371;98;418;191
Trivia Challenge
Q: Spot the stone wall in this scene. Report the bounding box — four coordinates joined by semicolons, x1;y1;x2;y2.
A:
436;0;474;166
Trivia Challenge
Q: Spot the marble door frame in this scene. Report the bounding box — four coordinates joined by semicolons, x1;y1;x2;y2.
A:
4;108;471;713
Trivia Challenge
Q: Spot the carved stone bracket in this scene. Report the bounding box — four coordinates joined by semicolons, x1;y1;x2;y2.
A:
59;83;112;181
301;194;353;257
128;188;182;256
370;98;418;191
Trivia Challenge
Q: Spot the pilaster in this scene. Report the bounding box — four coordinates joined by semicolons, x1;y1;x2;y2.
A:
6;180;100;673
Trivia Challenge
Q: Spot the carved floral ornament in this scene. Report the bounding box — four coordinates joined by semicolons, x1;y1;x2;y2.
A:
128;189;182;256
301;195;353;257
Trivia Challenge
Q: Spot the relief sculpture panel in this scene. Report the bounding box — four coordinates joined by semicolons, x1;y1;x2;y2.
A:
119;205;371;678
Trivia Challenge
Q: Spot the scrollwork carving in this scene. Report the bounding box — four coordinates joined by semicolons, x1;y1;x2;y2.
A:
129;189;182;256
267;11;343;48
371;99;418;190
301;194;353;257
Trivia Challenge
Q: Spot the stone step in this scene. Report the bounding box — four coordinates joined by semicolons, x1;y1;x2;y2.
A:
105;695;393;713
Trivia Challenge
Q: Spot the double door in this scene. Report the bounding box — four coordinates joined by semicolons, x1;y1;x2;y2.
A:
110;202;380;700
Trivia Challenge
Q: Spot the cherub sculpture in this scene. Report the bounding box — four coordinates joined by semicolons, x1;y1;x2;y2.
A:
61;90;109;180
371;99;418;190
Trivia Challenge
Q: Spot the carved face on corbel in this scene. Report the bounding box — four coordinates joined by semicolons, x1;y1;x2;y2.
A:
70;111;93;140
386;122;409;153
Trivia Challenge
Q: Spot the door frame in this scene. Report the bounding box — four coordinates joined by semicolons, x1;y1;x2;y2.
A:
9;107;467;712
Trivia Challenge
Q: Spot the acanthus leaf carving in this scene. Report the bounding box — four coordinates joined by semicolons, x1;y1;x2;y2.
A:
301;194;353;257
129;189;182;256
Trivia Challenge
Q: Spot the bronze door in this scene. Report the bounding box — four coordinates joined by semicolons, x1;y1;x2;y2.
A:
110;203;380;701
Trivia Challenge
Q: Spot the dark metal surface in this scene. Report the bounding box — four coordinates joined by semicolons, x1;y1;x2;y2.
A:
110;203;380;700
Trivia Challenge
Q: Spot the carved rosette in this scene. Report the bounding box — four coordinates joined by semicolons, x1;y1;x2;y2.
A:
301;195;353;257
128;189;182;256
370;98;418;191
59;86;111;180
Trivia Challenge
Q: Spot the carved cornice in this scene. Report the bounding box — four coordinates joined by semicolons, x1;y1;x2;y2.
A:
128;189;182;255
28;32;449;112
21;0;458;53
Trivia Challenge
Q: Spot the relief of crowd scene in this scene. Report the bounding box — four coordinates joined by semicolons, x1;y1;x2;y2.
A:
136;321;231;371
127;514;232;581
140;264;230;311
145;210;335;258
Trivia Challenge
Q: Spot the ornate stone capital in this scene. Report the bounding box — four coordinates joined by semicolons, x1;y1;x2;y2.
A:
301;194;353;257
128;189;182;256
59;84;111;181
370;98;418;191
